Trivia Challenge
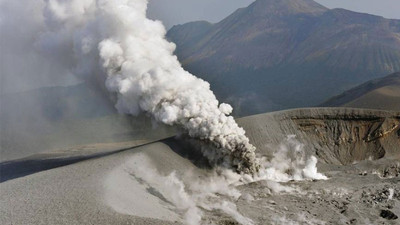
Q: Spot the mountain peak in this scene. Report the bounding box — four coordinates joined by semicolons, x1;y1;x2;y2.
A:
167;0;400;115
250;0;327;16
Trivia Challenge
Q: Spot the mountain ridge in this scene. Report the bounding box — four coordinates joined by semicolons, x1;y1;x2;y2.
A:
321;72;400;111
167;0;400;116
244;0;327;16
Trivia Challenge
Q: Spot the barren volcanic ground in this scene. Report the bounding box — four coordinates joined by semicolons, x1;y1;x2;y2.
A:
1;108;399;225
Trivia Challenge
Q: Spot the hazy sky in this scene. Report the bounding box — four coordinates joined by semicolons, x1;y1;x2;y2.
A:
315;0;400;20
148;0;400;29
147;0;254;28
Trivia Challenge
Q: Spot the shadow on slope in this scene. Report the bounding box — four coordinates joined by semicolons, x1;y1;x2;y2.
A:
0;143;150;183
321;72;400;111
0;137;216;183
0;83;175;161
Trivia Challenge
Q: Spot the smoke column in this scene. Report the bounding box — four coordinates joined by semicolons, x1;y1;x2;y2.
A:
35;0;258;174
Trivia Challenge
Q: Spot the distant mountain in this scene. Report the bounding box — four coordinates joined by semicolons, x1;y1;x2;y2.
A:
321;72;400;111
167;0;400;116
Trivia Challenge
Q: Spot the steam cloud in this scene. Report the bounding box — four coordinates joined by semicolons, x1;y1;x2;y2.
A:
115;155;254;225
3;1;329;224
24;0;259;174
106;136;327;225
2;0;327;179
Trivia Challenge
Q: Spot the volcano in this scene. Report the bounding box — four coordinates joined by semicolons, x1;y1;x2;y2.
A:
167;0;400;115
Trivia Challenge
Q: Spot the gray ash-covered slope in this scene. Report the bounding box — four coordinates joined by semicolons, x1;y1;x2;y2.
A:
167;0;400;116
238;108;400;224
1;107;399;225
239;108;400;166
321;72;400;111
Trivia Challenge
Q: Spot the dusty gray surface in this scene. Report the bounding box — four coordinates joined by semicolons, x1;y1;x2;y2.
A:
239;108;400;165
235;165;400;225
0;142;186;225
1;107;399;224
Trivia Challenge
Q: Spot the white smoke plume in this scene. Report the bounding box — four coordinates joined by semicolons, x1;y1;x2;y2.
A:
105;136;327;225
255;135;328;182
2;0;328;180
2;1;330;224
106;154;254;225
28;0;258;174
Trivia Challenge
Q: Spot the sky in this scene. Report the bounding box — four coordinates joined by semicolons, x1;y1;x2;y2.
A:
147;0;254;28
315;0;400;20
148;0;400;29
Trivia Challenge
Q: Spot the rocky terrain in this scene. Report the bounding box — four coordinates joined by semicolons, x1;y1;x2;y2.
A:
1;108;399;225
322;72;400;111
167;0;400;115
240;108;400;166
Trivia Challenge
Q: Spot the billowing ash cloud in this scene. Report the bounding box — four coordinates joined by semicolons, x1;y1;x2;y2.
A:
34;0;258;174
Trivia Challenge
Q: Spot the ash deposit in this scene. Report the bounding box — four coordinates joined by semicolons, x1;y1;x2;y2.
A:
1;0;399;225
1;108;399;225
